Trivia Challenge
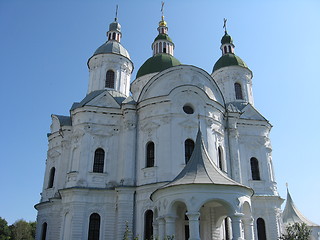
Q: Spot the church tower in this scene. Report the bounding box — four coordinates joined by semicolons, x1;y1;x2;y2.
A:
87;15;133;96
212;23;254;105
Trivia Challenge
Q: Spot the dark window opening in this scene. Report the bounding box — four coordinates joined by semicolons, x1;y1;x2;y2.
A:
224;46;227;53
41;222;47;240
185;139;195;164
93;148;105;173
146;142;155;167
257;218;267;240
112;32;116;40
105;70;115;88
144;210;153;240
228;45;232;53
88;213;100;240
250;157;261;180
218;147;223;170
183;105;194;114
224;218;230;240
234;83;243;100
48;167;55;188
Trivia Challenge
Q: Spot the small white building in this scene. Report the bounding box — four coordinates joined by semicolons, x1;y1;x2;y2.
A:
35;10;288;240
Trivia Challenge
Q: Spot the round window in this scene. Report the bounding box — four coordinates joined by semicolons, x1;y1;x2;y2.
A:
183;105;194;114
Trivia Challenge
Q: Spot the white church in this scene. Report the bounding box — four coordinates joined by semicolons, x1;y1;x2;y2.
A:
34;6;319;240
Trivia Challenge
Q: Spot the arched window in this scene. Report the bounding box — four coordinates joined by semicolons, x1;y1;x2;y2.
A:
228;45;232;53
41;222;47;240
218;147;223;170
48;167;55;188
146;142;155;167
234;83;243;100
224;46;227;53
112;32;116;40
257;218;267;240
185;139;195;164
93;148;104;173
159;42;162;53
105;70;115;88
144;210;153;240
88;213;100;240
250;157;261;180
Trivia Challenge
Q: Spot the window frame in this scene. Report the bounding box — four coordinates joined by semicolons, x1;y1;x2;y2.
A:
93;148;105;173
105;70;115;89
234;82;243;100
146;142;155;168
184;139;195;164
250;157;261;180
88;213;101;240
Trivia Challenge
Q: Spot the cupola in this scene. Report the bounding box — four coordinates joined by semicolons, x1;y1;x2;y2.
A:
213;19;248;73
212;19;253;105
136;5;181;78
87;9;133;97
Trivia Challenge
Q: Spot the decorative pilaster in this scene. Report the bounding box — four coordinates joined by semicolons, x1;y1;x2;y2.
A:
186;212;201;240
157;217;165;240
115;187;135;240
243;217;254;240
231;213;244;240
165;215;176;237
227;116;242;183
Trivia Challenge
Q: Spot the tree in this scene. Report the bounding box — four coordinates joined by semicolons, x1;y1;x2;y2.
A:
10;219;35;240
0;217;11;240
280;222;311;240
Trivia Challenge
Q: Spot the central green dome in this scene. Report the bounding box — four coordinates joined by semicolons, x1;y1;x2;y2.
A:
136;53;181;78
213;53;248;72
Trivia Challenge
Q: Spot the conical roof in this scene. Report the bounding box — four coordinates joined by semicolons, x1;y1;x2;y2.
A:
283;188;319;226
160;129;250;189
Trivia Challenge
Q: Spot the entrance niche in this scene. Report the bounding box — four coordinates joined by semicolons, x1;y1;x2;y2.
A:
199;199;231;240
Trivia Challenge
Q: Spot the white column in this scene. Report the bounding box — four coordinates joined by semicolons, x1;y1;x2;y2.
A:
186;212;201;240
153;222;159;239
243;217;254;240
231;214;244;240
157;217;165;240
165;215;176;237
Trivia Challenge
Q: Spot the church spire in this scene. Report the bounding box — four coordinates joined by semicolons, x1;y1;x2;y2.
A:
220;18;235;55
152;2;174;56
107;5;122;42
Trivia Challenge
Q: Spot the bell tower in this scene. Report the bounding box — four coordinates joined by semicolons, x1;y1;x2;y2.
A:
212;19;254;105
87;9;133;97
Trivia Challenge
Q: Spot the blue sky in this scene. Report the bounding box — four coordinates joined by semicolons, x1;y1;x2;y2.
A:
1;0;319;225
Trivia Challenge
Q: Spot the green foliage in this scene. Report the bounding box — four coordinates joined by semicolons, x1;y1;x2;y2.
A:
0;218;36;240
0;217;11;240
280;222;312;240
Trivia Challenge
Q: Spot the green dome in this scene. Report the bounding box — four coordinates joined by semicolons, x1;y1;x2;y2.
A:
221;32;233;44
136;53;181;78
154;34;173;43
213;53;248;72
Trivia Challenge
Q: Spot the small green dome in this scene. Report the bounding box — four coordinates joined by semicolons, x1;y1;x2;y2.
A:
213;53;248;72
154;34;173;43
136;53;181;78
221;32;233;44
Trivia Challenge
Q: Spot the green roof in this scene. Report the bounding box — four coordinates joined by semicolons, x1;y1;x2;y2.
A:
221;32;233;44
213;53;248;72
136;53;181;78
154;33;173;43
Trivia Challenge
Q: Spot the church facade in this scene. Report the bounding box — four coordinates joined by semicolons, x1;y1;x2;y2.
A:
35;10;285;240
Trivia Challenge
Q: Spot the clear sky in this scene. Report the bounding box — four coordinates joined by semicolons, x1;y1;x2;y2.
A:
1;0;319;225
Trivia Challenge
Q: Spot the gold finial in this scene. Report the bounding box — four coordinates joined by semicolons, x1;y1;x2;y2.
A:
115;5;118;21
223;18;227;33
